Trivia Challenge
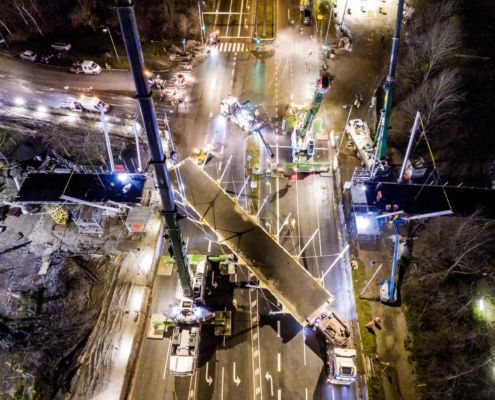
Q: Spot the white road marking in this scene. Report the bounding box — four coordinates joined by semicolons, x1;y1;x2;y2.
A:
162;338;172;379
206;362;213;386
225;0;234;36
238;0;244;37
277;352;281;372
305;387;308;400
208;240;212;253
278;389;282;400
295;171;301;254
265;371;274;397
275;135;280;240
277;320;281;338
233;361;241;386
313;173;323;257
302;328;307;366
221;366;225;400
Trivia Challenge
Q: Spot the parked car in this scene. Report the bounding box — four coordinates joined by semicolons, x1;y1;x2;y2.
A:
20;50;37;62
51;42;71;51
70;60;102;75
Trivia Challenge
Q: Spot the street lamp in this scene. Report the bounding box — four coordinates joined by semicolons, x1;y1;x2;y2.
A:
336;0;349;47
198;1;205;47
103;26;121;63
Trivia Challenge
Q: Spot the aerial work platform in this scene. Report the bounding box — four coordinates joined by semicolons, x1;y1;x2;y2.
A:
173;159;333;326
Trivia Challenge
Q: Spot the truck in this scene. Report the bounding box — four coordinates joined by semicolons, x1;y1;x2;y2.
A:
327;348;358;385
169;325;200;376
311;311;357;385
345;119;375;169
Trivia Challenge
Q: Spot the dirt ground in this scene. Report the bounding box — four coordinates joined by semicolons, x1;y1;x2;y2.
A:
0;208;123;399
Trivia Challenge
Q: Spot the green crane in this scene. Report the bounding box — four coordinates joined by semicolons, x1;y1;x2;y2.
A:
374;0;405;164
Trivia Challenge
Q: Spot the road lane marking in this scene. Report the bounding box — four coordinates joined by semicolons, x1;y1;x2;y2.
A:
225;0;234;36
208;240;212;253
221;366;225;400
277;353;281;372
265;371;274;397
249;288;263;399
313;173;323;257
233;361;241;386
187;372;196;399
162;338;172;379
305;387;308;400
237;0;244;37
278;389;281;400
295;171;301;254
206;362;213;386
277;320;280;338
303;328;307;366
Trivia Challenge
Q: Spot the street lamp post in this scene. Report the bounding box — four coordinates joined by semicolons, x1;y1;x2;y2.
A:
336;0;349;47
103;26;121;63
198;1;205;47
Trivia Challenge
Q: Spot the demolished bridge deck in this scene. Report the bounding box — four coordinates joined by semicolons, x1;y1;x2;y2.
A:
173;159;333;326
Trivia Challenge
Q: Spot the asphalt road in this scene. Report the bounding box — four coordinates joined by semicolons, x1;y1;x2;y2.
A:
0;0;398;397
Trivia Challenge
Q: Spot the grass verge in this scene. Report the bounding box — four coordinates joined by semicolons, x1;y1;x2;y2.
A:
256;0;275;39
352;259;385;400
245;135;260;214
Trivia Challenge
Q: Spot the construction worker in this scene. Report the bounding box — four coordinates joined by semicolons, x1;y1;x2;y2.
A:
289;218;296;232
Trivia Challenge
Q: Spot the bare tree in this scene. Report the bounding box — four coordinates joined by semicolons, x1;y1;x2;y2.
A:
395;68;463;142
177;14;190;38
409;213;495;283
421;18;462;81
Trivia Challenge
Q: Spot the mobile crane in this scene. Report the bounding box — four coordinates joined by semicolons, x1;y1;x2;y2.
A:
115;0;216;377
379;210;453;303
290;72;332;164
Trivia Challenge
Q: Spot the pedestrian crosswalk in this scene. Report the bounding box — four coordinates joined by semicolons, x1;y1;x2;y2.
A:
217;42;249;53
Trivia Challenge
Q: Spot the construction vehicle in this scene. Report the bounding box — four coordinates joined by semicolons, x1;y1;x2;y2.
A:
345;119;375;169
327;348;358;385
310;311;357;385
379;210;453;303
288;72;332;164
220;96;274;160
169;325;200;376
312;311;350;346
220;96;257;132
192;147;213;166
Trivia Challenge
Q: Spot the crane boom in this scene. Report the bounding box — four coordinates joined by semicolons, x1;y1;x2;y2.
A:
375;0;405;162
115;0;193;297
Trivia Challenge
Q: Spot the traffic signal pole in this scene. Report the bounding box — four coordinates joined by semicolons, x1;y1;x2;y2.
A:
115;0;193;297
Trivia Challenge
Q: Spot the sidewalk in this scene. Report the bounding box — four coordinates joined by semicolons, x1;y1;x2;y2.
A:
68;212;164;400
